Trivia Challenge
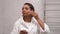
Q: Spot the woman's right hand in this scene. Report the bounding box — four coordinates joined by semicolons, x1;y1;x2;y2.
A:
20;30;28;34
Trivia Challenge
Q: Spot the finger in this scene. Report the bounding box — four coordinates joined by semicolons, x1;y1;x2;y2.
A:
20;30;28;34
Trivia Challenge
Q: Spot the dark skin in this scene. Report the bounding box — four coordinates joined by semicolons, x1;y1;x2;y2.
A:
20;30;28;34
20;4;44;34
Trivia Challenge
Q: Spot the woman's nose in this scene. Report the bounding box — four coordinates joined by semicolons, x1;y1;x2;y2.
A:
22;9;25;12
23;9;26;12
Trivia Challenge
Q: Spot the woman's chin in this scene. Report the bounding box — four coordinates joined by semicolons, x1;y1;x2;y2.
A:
23;14;27;16
22;14;31;17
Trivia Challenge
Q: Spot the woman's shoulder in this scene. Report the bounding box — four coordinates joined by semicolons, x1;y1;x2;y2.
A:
32;17;38;25
14;17;23;25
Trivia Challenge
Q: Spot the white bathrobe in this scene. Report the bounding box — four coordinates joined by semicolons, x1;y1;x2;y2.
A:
11;17;50;34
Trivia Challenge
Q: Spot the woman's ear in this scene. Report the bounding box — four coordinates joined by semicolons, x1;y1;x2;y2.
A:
31;10;34;12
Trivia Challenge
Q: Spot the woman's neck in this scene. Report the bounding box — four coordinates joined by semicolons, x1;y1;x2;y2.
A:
23;16;32;23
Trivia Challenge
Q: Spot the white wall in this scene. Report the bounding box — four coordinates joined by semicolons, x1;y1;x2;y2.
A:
0;0;4;34
0;0;44;34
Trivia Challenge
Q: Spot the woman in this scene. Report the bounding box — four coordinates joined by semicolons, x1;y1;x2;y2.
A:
11;3;50;34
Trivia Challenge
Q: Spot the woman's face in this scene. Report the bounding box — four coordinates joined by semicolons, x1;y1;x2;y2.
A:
22;5;31;16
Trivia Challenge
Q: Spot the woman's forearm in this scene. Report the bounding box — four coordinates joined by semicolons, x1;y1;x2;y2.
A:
35;16;44;30
30;11;45;30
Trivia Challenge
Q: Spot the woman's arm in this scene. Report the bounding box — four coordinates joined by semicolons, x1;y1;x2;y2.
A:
34;14;44;30
32;12;50;33
29;11;44;30
28;11;50;32
33;13;50;33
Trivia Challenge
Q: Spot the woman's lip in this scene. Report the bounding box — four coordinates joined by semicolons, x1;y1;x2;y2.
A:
22;12;26;14
22;11;25;13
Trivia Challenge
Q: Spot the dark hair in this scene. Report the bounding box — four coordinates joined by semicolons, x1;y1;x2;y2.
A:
24;3;35;11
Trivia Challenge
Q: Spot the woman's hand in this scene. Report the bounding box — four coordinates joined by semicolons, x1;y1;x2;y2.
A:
20;30;28;34
28;11;39;20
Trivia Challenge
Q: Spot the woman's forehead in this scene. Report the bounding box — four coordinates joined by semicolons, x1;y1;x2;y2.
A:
23;5;30;8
